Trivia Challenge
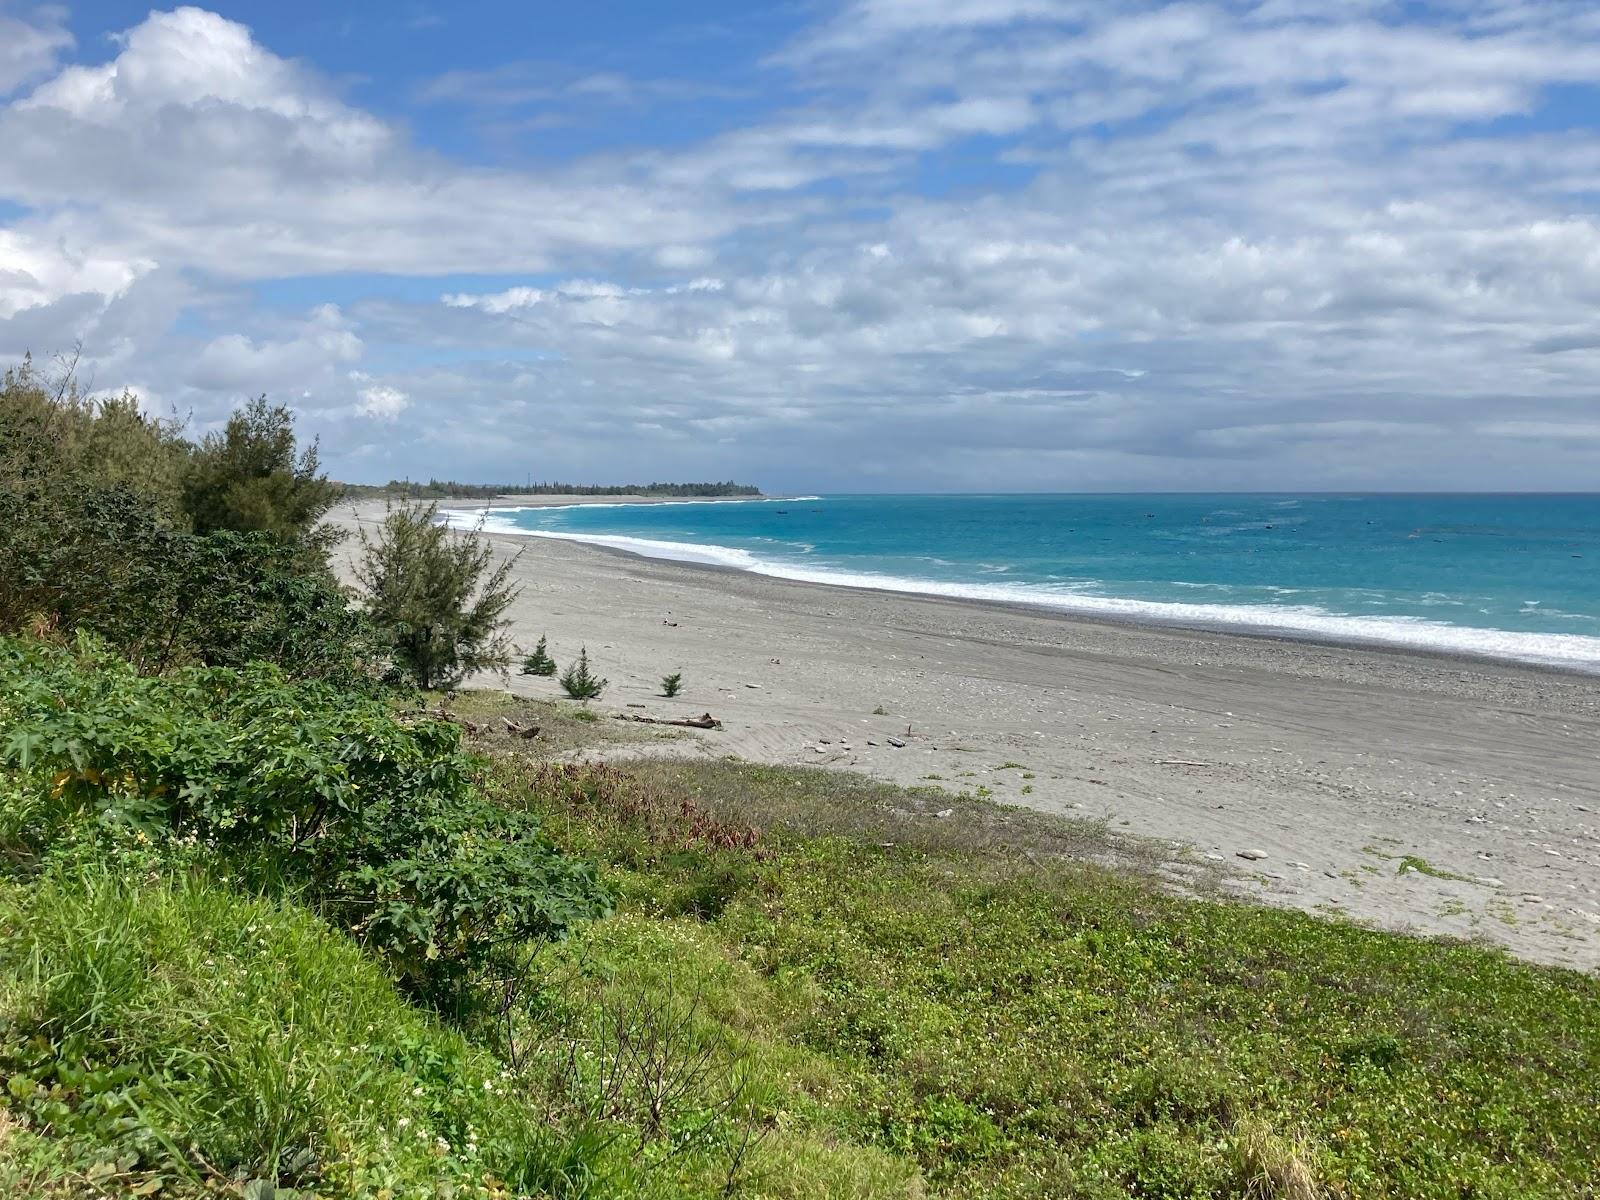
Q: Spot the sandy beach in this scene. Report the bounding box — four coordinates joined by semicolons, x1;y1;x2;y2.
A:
334;499;1600;970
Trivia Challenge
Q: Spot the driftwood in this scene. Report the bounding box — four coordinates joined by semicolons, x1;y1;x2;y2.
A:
614;712;723;730
1155;759;1220;768
501;718;541;739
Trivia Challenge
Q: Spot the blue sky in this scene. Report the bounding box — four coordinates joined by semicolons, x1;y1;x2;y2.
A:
4;0;1600;490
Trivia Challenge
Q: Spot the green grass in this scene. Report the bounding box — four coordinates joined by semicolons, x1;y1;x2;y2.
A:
0;859;915;1199
0;869;619;1198
1395;855;1475;883
485;745;1600;1199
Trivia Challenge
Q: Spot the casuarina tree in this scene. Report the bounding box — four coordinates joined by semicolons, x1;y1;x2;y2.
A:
183;395;342;554
356;502;520;689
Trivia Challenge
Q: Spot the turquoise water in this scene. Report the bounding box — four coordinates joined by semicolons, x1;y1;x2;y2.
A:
448;494;1600;670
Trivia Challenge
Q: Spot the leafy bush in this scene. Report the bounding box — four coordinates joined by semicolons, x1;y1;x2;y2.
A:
176;532;382;685
0;636;610;994
521;634;557;676
356;502;520;689
0;488;376;680
559;648;607;702
660;672;683;698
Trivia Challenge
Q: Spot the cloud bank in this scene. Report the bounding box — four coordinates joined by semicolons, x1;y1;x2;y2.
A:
2;1;1599;490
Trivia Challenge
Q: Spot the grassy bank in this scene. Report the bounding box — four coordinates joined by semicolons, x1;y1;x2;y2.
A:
492;751;1599;1199
2;674;1596;1197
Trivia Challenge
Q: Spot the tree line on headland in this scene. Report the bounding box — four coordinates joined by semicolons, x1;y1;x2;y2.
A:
344;478;762;500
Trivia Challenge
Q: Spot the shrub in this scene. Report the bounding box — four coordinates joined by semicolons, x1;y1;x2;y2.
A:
0;486;377;682
356;502;520;689
661;671;683;698
0;354;188;521
1;362;374;683
178;532;382;686
521;634;557;677
0;636;610;995
559;647;607;702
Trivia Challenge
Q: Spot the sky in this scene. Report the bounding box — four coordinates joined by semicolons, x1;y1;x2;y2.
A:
3;1;1600;492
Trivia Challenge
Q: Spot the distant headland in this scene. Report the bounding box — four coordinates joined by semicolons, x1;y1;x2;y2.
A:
339;478;762;500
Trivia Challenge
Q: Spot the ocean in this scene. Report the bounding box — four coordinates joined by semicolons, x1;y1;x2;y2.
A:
448;494;1600;671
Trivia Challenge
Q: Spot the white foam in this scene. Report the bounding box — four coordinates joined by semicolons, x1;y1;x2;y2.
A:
442;515;1600;672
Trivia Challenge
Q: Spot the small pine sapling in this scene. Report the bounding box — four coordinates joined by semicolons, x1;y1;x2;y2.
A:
661;671;683;698
559;646;607;701
521;634;557;676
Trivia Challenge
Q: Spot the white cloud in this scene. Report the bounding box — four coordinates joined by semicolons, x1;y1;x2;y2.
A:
0;8;763;281
0;5;71;97
0;226;150;319
1477;420;1600;440
357;384;410;420
188;304;361;392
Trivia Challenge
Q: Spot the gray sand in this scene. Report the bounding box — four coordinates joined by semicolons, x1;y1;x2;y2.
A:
334;500;1600;970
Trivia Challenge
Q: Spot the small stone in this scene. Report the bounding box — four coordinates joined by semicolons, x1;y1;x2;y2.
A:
887;736;907;748
1236;849;1268;861
933;808;954;819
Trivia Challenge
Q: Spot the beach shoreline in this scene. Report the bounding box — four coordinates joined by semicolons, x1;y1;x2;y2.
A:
490;526;1600;679
334;498;1600;969
440;497;1600;678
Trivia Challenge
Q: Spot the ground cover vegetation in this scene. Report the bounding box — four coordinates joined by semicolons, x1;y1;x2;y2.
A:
1;355;1596;1198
